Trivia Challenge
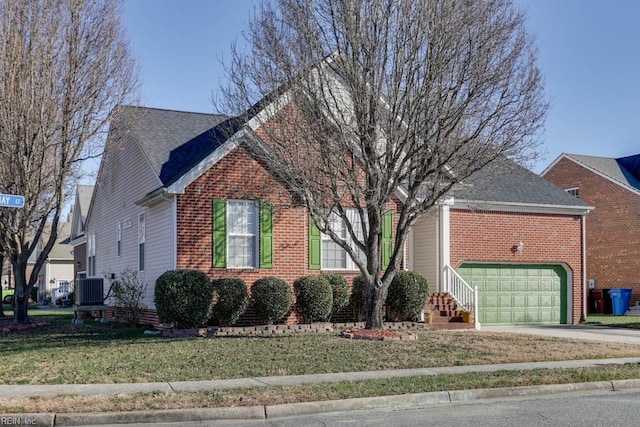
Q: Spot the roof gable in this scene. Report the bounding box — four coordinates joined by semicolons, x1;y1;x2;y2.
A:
547;153;640;195
119;106;229;186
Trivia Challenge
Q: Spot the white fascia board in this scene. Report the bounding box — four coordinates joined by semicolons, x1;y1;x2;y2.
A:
246;91;292;131
166;136;241;195
452;199;593;216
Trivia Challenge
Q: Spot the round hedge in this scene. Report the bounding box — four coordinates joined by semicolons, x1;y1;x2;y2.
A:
385;271;429;321
293;275;333;323
321;273;349;318
350;275;366;321
250;276;292;324
211;278;249;326
154;269;215;328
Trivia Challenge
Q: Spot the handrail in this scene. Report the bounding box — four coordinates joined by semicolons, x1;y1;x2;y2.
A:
443;264;479;329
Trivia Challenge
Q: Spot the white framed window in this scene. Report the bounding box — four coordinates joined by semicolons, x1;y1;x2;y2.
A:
321;209;365;271
227;200;258;268
116;222;122;257
87;232;96;276
138;213;145;271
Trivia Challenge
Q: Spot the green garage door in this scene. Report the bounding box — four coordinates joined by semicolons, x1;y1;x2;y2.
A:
457;264;567;325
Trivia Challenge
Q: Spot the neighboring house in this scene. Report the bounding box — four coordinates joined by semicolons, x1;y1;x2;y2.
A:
86;104;591;327
29;222;74;304
68;184;94;280
410;158;592;325
542;153;640;308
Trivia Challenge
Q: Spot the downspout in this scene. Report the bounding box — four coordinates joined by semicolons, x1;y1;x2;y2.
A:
441;196;453;292
172;195;178;270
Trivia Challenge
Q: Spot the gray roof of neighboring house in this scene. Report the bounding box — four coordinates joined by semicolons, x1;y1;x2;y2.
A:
120;106;231;186
48;223;72;260
451;157;590;208
564;153;640;192
76;185;94;219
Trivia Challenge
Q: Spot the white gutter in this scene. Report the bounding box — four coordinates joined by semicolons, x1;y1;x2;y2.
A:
453;199;593;216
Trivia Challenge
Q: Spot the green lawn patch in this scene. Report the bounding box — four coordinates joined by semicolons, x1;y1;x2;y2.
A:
585;314;640;329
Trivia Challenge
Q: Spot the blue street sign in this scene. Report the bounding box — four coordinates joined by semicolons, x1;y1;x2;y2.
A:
0;194;24;208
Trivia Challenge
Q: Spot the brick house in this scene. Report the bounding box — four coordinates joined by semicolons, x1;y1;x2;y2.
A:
411;157;591;325
542;153;640;309
86;106;590;327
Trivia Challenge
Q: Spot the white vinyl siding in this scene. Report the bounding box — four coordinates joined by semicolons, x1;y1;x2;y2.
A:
412;210;440;290
86;133;175;310
227;200;258;268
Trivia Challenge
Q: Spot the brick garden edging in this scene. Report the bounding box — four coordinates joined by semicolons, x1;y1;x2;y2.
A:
158;321;432;338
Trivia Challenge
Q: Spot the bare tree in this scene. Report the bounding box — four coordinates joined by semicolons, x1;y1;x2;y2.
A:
0;0;138;324
220;0;547;329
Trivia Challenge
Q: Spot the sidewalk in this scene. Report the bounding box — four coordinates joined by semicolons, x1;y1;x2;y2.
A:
3;357;640;426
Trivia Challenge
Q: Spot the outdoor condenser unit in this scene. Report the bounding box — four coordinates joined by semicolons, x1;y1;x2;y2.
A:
76;278;104;305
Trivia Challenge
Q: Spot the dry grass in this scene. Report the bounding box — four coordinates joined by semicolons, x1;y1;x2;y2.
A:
2;365;640;414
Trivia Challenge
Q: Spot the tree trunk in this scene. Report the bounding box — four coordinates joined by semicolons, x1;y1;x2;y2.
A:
364;277;388;329
12;262;30;325
0;254;4;319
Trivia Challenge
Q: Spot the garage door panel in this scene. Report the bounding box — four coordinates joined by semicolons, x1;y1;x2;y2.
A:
512;294;526;308
458;264;567;325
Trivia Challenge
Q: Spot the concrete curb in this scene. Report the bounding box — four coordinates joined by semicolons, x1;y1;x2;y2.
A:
9;380;640;426
54;406;266;426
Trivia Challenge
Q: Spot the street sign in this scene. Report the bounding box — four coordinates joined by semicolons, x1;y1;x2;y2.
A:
0;194;24;208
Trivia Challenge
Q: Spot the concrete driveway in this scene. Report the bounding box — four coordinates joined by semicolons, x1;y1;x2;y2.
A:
481;324;640;345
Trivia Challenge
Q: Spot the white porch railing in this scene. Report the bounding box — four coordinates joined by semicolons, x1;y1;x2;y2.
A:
443;264;479;329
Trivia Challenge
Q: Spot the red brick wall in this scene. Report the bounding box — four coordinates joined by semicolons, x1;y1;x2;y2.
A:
176;145;402;325
449;209;585;324
544;157;640;306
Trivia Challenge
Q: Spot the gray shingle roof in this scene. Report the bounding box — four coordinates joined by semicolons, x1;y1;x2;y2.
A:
120;106;230;186
76;184;94;220
451;157;589;208
565;153;640;192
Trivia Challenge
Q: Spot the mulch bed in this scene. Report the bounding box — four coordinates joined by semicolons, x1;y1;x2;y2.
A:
0;319;50;334
341;328;417;341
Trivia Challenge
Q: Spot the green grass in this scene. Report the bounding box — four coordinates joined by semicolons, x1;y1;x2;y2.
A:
585;314;640;329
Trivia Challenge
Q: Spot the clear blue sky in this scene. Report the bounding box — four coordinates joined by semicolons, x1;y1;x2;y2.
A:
123;0;640;173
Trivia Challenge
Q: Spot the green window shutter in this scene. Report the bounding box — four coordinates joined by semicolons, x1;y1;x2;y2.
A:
213;199;227;268
259;202;274;268
309;216;321;270
381;210;393;270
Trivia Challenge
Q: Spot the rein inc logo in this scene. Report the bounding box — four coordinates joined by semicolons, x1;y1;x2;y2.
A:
0;416;37;425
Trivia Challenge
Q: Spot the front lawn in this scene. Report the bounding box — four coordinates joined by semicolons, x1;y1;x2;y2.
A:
1;310;640;385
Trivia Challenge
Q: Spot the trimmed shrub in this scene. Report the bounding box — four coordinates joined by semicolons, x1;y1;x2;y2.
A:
294;275;333;323
351;275;366;321
211;278;249;326
251;276;292;324
154;269;215;328
321;273;349;319
385;271;429;322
